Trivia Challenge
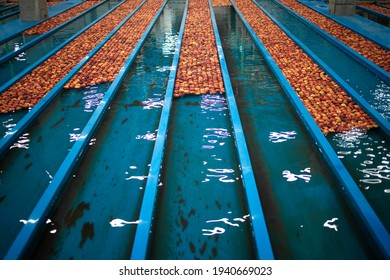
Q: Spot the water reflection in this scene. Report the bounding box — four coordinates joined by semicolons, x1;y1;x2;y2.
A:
269;131;297;143
109;218;140;227
373;81;390;119
202;214;250;236
282;167;311;183
323;217;339;232
83;86;104;112
10;133;30;149
332;128;390;190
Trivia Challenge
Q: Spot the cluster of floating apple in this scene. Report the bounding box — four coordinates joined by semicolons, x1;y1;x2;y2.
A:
23;1;100;35
65;0;164;88
279;0;390;73
234;0;377;135
211;0;232;7
174;0;224;97
0;0;142;114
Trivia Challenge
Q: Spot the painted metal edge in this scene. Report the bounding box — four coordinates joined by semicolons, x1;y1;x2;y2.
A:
267;0;390;83
253;1;390;137
0;10;18;21
130;0;189;261
0;0;86;45
231;0;390;259
0;4;18;13
356;4;390;20
3;0;165;260
296;0;390;51
209;0;274;260
0;0;147;158
0;0;109;65
0;0;130;94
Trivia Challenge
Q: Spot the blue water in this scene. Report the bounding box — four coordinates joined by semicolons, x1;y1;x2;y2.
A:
0;1;118;85
327;128;390;232
215;6;375;259
0;5;18;17
0;84;109;258
150;93;255;260
0;12;19;26
255;0;390;119
29;0;184;260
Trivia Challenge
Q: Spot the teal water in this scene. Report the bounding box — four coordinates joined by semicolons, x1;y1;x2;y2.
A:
29;0;185;260
327;128;390;232
0;84;109;258
0;0;119;85
215;6;375;259
255;0;390;120
150;93;256;260
0;12;19;26
0;5;18;17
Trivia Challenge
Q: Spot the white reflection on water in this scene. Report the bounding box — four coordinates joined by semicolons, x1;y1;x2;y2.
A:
323;217;339;232
14;43;27;62
269;131;297;143
162;32;178;56
142;98;164;109
3;118;16;136
201;94;228;112
20;219;38;224
202;214;250;236
110;218;140;228
136;130;157;141
10;133;30;149
332;128;390;188
83;86;104;112
202;168;236;183
282;168;311;183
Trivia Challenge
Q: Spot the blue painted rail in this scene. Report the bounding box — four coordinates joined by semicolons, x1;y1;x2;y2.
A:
2;0;167;260
253;0;390;137
130;0;188;260
357;4;390;22
0;0;147;158
0;0;109;65
297;0;390;50
0;0;86;45
269;0;390;83
0;9;18;24
230;0;390;259
0;0;128;94
208;0;274;260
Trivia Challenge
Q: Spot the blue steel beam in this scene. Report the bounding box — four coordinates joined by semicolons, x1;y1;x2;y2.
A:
269;0;390;83
0;0;147;158
0;0;86;45
3;0;166;260
0;0;128;94
130;0;189;261
231;0;390;259
253;1;390;139
208;0;274;260
297;0;390;51
0;0;109;65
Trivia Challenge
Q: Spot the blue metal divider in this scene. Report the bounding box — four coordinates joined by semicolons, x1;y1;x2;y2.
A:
0;0;109;65
268;0;390;83
130;0;189;260
0;0;131;94
208;0;274;260
3;0;167;260
230;0;390;259
0;0;86;45
297;0;390;51
0;0;147;158
252;1;390;137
